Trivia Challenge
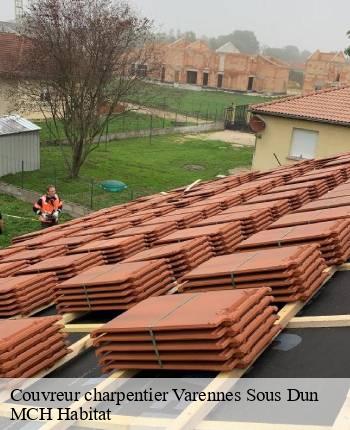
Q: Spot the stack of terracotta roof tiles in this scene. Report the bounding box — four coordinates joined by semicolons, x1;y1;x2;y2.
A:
204;192;242;209
54;260;175;312
69;222;132;239
268;207;350;229
0;261;28;277
0;246;25;261
318;182;350;199
105;212;155;226
17;252;105;281
124;237;214;279
266;179;329;200
156;222;243;255
0;273;58;317
10;231;64;249
69;236;146;264
236;219;350;266
111;222;178;247
0;246;66;265
0;317;69;377
246;189;311;210
193;208;273;238
168;202;222;218
287;170;345;189
315;166;350;181
39;233;104;251
141;211;204;229
223;200;290;221
180;245;327;302
91;289;281;372
295;196;350;212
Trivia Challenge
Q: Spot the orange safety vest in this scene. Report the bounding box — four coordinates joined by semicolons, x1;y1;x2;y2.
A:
35;194;62;213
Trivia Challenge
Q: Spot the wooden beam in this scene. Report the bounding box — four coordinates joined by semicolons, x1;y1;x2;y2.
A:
62;312;87;324
38;370;137;430
184;179;201;193
64;323;102;333
288;315;350;329
338;263;350;271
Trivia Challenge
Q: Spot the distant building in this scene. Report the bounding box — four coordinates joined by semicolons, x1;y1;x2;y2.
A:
0;115;41;177
303;50;350;93
155;39;290;95
250;86;350;170
0;32;29;115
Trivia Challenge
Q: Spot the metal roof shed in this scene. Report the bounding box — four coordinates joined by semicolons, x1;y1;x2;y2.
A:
0;115;41;177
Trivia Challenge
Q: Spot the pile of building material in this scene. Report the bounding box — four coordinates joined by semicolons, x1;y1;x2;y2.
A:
141;211;204;229
237;219;350;265
69;222;132;239
266;179;329;200
91;289;280;372
222;201;290;220
268;207;350;229
54;260;175;313
287;170;344;189
0;273;58;317
124;237;214;279
69;236;146;264
39;233;104;251
0;261;28;277
111;222;178;247
0;317;69;377
17;252;105;281
194;208;273;238
295;196;350;212
180;245;327;302
167;202;222;218
204;193;242;210
0;246;66;265
246;189;311;210
156;222;243;255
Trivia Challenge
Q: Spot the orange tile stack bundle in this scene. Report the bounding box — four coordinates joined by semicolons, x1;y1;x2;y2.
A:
0;317;69;377
0;273;58;317
17;252;105;281
180;245;327;302
91;289;280;372
69;236;146;264
124;237;214;279
156;222;243;255
111;222;178;247
54;260;175;313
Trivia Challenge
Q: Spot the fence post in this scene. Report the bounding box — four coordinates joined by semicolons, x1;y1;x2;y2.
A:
90;179;94;209
149;115;153;145
21;160;24;189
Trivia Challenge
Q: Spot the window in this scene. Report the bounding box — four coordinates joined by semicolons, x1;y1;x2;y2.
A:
289;128;318;159
217;74;223;88
187;71;198;84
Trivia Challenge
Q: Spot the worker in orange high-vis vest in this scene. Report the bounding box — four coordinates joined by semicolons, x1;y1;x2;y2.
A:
33;185;63;228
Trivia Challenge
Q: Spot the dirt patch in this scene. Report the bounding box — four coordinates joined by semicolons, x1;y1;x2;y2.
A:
184;164;205;171
186;130;256;147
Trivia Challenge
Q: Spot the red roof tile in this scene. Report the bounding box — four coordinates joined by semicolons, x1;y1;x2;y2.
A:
251;86;350;126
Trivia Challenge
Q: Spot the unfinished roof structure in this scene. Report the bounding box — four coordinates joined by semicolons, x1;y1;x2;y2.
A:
2;151;350;427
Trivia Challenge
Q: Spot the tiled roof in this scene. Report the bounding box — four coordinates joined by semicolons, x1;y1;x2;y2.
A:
250;86;350;126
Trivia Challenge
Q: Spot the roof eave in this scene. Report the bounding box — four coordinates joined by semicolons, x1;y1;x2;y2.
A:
249;110;350;128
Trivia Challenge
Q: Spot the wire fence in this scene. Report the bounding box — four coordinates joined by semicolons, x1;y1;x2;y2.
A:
0;155;161;211
37;109;220;145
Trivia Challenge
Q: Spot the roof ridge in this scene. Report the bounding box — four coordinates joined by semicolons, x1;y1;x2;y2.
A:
251;85;350;110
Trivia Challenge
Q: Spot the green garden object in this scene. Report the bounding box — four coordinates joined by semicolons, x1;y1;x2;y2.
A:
100;180;127;192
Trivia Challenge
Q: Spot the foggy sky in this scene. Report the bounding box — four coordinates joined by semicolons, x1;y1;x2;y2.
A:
1;0;349;52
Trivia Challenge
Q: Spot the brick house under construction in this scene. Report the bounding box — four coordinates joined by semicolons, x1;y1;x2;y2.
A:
303;50;350;94
155;39;290;95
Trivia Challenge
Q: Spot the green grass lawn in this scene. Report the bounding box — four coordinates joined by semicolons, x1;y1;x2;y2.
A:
0;194;71;247
126;82;274;120
35;111;185;142
3;134;254;210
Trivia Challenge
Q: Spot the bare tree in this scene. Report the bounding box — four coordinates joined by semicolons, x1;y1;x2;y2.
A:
12;0;156;178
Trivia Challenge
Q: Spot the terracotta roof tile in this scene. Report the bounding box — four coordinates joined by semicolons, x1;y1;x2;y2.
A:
251;86;350;126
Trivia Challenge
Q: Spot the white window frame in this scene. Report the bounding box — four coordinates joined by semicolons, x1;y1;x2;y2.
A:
289;128;319;160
